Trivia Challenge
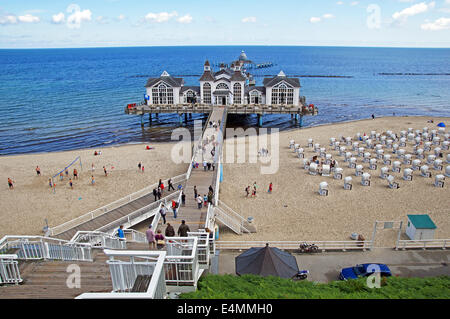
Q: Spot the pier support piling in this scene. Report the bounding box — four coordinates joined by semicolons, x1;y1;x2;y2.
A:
140;115;144;127
149;113;152;124
178;114;183;126
184;113;188;123
299;114;303;127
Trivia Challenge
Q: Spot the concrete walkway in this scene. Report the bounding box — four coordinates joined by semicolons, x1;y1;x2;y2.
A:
216;248;450;282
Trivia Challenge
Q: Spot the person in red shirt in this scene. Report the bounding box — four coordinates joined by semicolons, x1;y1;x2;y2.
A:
172;200;178;219
268;183;273;193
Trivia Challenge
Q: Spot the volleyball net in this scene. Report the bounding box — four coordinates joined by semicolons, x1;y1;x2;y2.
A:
50;156;82;193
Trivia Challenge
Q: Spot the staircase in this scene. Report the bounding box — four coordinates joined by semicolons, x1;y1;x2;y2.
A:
214;201;253;235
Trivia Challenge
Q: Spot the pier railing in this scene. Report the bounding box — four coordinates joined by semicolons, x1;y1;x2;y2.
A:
215;201;251;235
164;237;199;289
0;255;22;285
395;239;449;250
215;240;372;251
188;232;210;269
76;250;167;299
0;235;92;261
123;229;148;243
48;173;187;236
69;231;127;250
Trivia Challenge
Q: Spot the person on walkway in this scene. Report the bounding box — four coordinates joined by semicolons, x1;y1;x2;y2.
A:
209;185;214;193
36;166;41;176
172;200;178;219
159;204;167;224
160;182;165;195
146;225;156;249
157;187;162;200
153;188;158;201
203;160;207;171
212;163;215;171
197;195;203;209
117;225;125;239
158;179;162;188
73;168;78;180
69;178;73;189
181;192;186;206
178;220;190;237
268;182;273;193
7;178;14;189
168;179;175;191
203;194;208;206
165;223;175;237
207;162;211;170
138;162;142;171
194;185;198;199
155;230;165;250
207;190;213;204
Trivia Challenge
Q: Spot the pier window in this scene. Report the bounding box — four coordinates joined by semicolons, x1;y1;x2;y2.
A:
152;84;174;104
216;83;229;90
184;90;196;103
203;83;211;104
250;91;260;104
271;83;293;105
233;83;242;104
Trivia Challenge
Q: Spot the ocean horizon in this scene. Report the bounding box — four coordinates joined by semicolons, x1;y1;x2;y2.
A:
1;45;449;156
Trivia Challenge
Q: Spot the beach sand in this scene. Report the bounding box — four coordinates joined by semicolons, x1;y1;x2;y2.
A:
219;116;450;247
0;142;188;238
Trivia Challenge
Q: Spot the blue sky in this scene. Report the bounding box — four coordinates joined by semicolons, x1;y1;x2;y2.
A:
1;0;450;48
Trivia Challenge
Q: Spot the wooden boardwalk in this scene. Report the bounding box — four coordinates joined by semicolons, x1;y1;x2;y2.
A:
54;187;182;241
158;107;226;234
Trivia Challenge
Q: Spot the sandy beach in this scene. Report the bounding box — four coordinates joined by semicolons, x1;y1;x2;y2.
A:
0;142;188;238
219;116;450;247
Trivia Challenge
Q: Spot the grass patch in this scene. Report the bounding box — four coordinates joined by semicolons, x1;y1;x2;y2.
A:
180;274;450;299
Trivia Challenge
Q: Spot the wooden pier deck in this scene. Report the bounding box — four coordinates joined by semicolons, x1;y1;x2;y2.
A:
157;107;226;233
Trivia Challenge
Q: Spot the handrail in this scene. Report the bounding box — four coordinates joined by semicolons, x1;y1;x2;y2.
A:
0;254;22;285
214;207;250;235
215;240;372;251
123;229;148;243
217;201;248;224
396;239;448;250
48;173;187;236
0;235;92;261
69;231;127;250
76;250;167;299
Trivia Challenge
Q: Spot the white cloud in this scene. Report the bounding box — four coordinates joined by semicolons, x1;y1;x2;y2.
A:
310;17;321;23
337;1;344;5
421;17;450;30
52;12;65;24
323;13;335;19
177;14;193;24
350;1;359;6
66;5;92;29
0;15;18;25
392;2;436;23
118;14;125;21
145;11;178;23
242;16;257;23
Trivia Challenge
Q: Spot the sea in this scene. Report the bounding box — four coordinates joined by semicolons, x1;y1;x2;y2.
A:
0;46;449;155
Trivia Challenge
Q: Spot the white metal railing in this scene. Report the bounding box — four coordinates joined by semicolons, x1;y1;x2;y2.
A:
0;235;92;261
97;191;180;235
188;232;210;268
69;231;126;250
164;237;199;287
76;250;167;299
123;229;148;243
396;239;449;250
215;240;372;251
0;254;22;285
204;204;215;232
215;201;251;235
48;173;187;236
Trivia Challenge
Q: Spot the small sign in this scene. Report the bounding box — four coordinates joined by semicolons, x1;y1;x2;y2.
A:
384;222;394;229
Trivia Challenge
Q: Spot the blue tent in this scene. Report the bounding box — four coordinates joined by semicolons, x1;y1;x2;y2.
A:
437;122;446;128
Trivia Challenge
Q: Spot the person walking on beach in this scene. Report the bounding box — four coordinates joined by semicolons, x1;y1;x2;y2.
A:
371;114;375;120
177;220;190;237
138;162;142;171
168;179;175;191
59;172;64;181
69;178;73;189
142;165;144;173
165;223;175;237
146;225;156;249
73;168;78;180
153;188;158;201
245;186;250;197
91;175;95;186
91;163;95;173
7;178;14;189
36;166;41;176
103;166;108;176
159;204;167;225
194;185;198;199
197;195;203;209
65;168;69;178
268;182;273;193
49;179;53;188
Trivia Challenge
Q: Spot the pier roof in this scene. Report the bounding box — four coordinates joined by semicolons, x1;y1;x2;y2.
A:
180;86;200;94
199;71;215;82
230;71;246;81
263;74;301;88
145;75;184;88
